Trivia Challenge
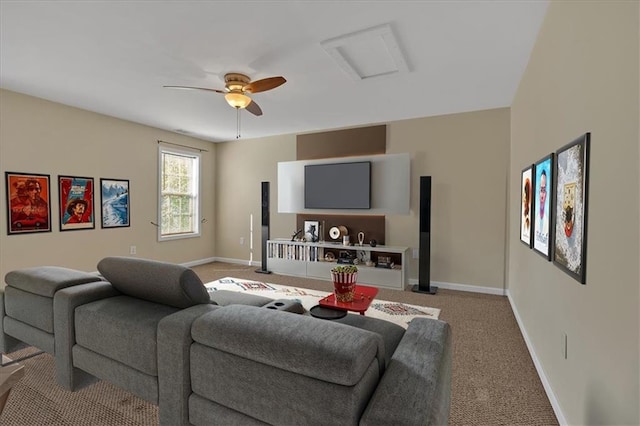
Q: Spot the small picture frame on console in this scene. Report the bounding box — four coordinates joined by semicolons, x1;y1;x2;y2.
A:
304;220;319;242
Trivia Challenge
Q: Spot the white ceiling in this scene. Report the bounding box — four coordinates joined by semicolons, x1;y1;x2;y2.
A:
0;1;549;143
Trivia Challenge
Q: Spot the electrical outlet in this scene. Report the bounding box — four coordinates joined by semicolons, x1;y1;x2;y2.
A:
240;237;244;245
561;333;567;359
130;245;137;255
413;248;419;259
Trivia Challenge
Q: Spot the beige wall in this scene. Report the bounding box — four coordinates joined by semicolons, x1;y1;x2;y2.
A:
214;134;297;263
0;89;217;283
214;108;511;290
510;1;639;424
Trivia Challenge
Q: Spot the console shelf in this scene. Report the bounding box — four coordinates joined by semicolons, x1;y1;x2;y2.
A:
267;240;409;290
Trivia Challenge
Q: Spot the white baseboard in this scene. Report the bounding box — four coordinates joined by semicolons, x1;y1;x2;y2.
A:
409;279;507;296
180;257;217;268
195;257;258;267
506;290;566;425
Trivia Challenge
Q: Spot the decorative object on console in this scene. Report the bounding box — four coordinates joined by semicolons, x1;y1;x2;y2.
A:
369;239;377;247
329;225;348;240
330;265;358;302
376;256;393;269
304;220;319;242
357;231;365;246
342;235;350;245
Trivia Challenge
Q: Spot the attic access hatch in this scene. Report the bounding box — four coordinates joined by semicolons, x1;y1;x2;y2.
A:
321;23;409;80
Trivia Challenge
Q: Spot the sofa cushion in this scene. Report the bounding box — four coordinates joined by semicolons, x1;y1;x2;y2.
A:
5;266;101;297
191;304;385;386
97;257;209;308
74;295;179;376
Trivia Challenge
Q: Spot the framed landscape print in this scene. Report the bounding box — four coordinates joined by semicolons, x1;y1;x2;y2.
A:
553;133;590;284
533;154;554;260
520;165;534;247
59;175;95;231
5;172;52;235
100;178;130;228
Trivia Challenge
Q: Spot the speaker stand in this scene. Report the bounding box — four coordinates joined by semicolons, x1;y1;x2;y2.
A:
411;283;438;295
255;268;272;275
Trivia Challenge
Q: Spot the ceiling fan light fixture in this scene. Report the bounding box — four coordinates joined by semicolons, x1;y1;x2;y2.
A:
225;92;251;109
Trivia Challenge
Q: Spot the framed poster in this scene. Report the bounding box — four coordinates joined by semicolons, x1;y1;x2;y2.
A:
304;220;319;242
553;133;590;284
533;154;554;260
520;165;534;247
59;175;95;231
100;178;130;228
5;172;52;235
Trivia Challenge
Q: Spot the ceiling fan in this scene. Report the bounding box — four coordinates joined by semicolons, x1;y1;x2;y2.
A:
164;72;286;116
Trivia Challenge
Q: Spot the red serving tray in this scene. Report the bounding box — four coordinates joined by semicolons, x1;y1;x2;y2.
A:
318;284;379;315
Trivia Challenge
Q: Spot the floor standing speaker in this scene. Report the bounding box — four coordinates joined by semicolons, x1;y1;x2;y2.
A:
412;176;437;294
255;181;272;274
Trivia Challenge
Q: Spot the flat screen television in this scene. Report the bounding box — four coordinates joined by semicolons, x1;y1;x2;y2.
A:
304;161;371;209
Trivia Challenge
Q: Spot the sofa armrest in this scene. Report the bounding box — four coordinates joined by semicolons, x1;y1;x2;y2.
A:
360;318;452;426
157;304;219;426
53;281;121;390
0;288;26;353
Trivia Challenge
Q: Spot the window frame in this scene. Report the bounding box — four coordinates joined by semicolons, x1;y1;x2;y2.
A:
157;145;201;241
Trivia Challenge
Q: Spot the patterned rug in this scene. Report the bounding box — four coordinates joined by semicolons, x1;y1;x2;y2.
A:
205;277;440;328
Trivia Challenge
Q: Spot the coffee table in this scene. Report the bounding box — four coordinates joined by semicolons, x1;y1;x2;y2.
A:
317;284;379;315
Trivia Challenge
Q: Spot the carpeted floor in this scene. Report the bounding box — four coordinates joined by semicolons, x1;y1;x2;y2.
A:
0;261;559;425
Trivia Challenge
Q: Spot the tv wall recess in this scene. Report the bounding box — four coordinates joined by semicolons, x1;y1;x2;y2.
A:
278;153;410;215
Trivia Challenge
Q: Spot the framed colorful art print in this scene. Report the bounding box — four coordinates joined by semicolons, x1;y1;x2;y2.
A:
553;133;590;284
5;172;52;235
533;153;554;260
100;178;130;228
59;175;95;231
520;164;534;247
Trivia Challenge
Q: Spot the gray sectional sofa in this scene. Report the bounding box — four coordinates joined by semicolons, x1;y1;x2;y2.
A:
1;256;452;425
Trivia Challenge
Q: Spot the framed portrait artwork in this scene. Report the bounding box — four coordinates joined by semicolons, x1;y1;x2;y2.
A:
100;178;130;228
59;175;95;231
304;220;320;242
520;165;534;247
5;172;52;235
553;133;590;284
533;153;554;260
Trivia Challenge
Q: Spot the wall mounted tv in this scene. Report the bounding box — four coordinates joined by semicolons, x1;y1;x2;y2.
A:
304;161;371;209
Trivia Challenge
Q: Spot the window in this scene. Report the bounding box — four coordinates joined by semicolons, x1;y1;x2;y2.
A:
158;146;200;241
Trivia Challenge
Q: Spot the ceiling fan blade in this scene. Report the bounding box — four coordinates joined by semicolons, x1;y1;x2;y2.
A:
245;99;263;116
245;76;286;94
163;85;225;94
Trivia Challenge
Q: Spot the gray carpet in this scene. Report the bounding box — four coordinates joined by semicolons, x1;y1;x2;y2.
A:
0;262;558;425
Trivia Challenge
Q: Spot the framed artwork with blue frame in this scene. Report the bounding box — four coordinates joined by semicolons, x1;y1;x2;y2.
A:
533;153;554;260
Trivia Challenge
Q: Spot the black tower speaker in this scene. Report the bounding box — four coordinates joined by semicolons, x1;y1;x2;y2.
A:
255;181;272;274
412;176;437;294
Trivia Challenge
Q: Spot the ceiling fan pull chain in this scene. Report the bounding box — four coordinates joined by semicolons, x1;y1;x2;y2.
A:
236;107;241;139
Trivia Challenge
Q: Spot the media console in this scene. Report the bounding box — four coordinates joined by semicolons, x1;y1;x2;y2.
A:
266;239;409;290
